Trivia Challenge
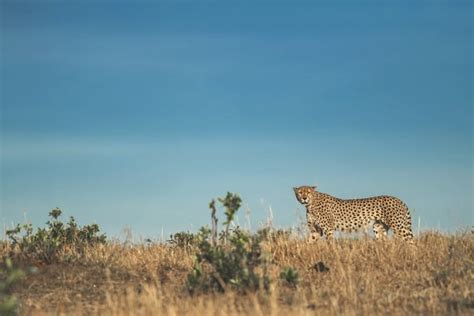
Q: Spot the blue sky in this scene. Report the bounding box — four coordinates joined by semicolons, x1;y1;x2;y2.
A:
1;1;472;238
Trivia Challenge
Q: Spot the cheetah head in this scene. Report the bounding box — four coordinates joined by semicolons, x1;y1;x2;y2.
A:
293;186;317;205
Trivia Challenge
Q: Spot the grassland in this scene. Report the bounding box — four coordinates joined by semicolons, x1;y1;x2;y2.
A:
1;229;473;315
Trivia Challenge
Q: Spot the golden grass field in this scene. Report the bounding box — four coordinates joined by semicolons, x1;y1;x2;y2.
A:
2;230;473;315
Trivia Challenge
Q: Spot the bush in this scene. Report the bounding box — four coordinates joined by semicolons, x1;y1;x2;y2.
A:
187;226;270;294
280;266;299;287
168;231;197;249
186;193;276;294
0;257;25;315
6;208;106;263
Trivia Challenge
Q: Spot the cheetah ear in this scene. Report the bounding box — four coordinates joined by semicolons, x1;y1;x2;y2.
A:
311;186;317;191
293;187;297;192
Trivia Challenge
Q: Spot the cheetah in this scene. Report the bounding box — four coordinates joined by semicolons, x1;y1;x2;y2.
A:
293;185;414;242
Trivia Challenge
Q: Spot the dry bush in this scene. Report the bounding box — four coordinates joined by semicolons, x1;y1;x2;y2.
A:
2;230;473;315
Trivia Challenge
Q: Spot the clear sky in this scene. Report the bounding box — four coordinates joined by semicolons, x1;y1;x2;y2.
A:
1;1;472;238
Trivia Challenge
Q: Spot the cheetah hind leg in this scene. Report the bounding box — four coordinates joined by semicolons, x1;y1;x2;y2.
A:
373;220;389;240
391;223;414;244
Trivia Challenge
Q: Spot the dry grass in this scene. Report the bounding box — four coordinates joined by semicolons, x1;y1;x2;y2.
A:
3;231;474;315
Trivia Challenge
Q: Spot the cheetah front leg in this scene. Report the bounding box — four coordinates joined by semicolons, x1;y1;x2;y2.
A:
308;224;323;243
323;229;334;241
306;212;323;243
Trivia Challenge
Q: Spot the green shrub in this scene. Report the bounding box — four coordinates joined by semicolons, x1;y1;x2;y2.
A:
187;226;269;294
209;192;242;244
186;193;271;294
280;266;299;287
219;192;242;234
0;257;25;315
6;208;106;263
168;231;197;249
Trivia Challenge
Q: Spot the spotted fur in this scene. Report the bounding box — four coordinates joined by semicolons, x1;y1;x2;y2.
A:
293;186;413;242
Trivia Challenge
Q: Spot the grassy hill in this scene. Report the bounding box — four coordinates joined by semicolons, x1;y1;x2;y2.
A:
1;228;473;315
